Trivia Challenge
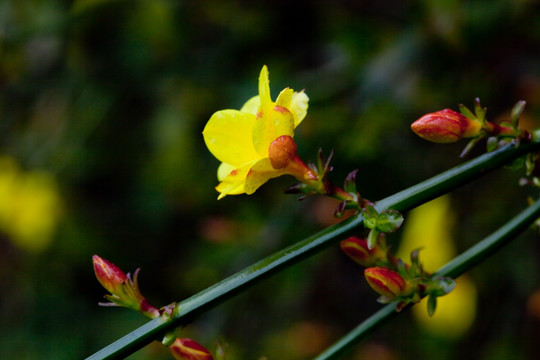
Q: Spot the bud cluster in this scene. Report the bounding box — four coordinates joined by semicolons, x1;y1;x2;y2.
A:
92;255;215;360
340;235;455;313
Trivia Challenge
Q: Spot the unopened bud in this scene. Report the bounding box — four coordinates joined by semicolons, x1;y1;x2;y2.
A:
364;267;410;300
170;338;214;360
340;236;386;267
92;255;160;318
93;255;128;295
411;109;481;143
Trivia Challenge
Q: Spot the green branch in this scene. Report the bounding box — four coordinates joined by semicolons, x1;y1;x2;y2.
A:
315;196;540;360
86;140;540;360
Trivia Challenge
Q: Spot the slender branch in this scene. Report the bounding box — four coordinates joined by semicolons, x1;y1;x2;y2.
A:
315;197;540;360
86;140;540;360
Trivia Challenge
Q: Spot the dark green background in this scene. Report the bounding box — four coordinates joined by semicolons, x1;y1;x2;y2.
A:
1;0;540;359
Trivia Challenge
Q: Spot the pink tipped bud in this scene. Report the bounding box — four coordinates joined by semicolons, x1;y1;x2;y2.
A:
93;255;128;295
364;267;410;300
411;109;481;143
340;236;385;267
92;255;160;318
170;338;214;360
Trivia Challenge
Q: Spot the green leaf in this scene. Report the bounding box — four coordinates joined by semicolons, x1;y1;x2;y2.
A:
511;100;526;128
427;294;437;317
376;210;404;233
428;276;456;296
362;205;379;229
344;169;359;194
486;136;499;152
366;229;379;250
460;135;485;158
505;155;525;171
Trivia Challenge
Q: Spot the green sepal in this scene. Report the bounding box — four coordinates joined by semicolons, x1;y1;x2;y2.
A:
458;103;475;120
474;97;487;123
376;210;404;233
427;294;437;317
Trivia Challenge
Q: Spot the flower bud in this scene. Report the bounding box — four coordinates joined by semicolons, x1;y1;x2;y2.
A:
340;236;386;267
170;338;214;360
92;255;160;318
364;267;410;300
411;109;482;143
93;255;128;295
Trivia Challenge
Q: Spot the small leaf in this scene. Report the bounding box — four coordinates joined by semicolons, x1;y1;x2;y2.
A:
366;229;379;250
511;100;526;128
333;201;347;218
486;136;499;152
505;155;526;171
429;276;456;296
344;169;359;194
427;294;437;316
396;258;407;273
460;135;485;158
362;205;379;229
376;210;404;233
410;247;423;266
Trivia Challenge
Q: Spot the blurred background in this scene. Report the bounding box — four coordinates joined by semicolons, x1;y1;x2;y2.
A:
1;0;540;359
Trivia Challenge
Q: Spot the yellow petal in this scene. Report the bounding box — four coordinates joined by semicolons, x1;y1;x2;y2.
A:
275;88;293;108
203;110;260;167
217;162;236;181
215;162;254;199
252;104;295;157
258;66;271;106
244;158;286;195
290;91;309;127
240;95;261;115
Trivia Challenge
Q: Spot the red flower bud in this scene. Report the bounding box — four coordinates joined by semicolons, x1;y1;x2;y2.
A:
411;109;481;143
340;236;386;267
92;255;160;318
93;255;128;295
170;338;214;360
364;267;410;300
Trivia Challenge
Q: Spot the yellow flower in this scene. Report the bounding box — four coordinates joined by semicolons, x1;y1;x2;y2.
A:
203;66;310;199
0;156;62;252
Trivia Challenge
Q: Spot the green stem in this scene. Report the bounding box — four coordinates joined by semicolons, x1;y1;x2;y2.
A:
86;140;540;360
315;197;540;360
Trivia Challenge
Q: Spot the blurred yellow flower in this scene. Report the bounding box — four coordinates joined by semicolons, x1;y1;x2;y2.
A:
0;156;62;252
203;65;309;199
398;195;477;338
